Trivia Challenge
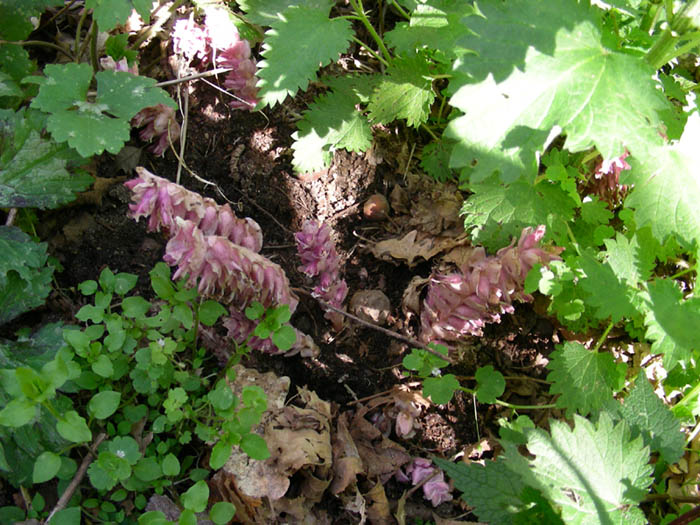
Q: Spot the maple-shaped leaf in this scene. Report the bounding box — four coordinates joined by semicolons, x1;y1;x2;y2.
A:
0;0;64;40
624;112;700;257
547;342;626;417
461;175;577;250
619;376;685;465
257;6;352;107
291;75;378;173
446;0;669;183
367;55;436;128
578;250;639;322
85;0;151;31
28;64;174;157
0;109;92;208
384;0;476;61
527;413;652;524
643;278;700;371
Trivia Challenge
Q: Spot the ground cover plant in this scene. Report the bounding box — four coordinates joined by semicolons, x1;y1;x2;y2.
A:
1;0;700;523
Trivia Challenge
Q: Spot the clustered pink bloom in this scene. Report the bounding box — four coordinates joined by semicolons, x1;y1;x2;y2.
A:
421;226;562;341
130;105;181;157
125;169;316;355
100;56;139;75
125;168;262;251
295;220;348;330
396;458;452;507
588;150;630;205
171;10;258;109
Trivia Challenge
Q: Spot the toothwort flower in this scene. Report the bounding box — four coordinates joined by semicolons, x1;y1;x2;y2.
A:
403;458;453;507
130;105;181;157
421;226;562;341
295;220;348;330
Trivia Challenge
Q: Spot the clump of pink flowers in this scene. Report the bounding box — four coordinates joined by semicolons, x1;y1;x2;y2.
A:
587;150;630;205
171;8;258;110
421;226;562;341
396;458;453;507
125;168;317;356
295;220;348;330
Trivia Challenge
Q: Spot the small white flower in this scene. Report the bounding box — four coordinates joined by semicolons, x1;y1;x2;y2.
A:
431;367;442;377
115;450;126;458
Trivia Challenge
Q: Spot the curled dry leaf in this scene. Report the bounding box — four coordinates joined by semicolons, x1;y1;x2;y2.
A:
349;289;392;325
369;229;471;267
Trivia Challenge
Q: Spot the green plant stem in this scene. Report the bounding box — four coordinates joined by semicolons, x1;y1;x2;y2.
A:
389;0;410;20
73;6;89;59
592;320;614;352
640;1;662;34
351;36;389;67
0;39;74;60
670;263;697;280
76;20;95;63
348;0;392;64
675;382;700;410
646;0;700;68
89;21;98;72
458;387;555;410
420;123;439;141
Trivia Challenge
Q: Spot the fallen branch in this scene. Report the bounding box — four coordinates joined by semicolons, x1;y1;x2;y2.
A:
298;291;455;364
44;432;107;524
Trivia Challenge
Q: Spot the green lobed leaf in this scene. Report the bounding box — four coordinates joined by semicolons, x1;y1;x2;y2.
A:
446;0;669;183
619;376;685;465
547;342;626;417
526;413;652;524
642;278;700;371
85;0;150;31
423;374;460;405
257;6;353;107
0;0;64;40
367;55;436;128
29;64;174;157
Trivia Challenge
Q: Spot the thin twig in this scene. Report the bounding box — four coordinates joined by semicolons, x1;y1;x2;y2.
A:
5;208;17;226
297;291;455;364
155;67;233;88
44;432;107;524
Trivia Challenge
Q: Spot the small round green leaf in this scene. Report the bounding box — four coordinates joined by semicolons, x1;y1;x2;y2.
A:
33;451;62;483
134;457;162;481
210;502;236;524
137;510;169;525
78;280;98;295
161;453;180;476
241;433;270;460
198;300;227;326
181;480;209;513
56;411;92;443
88;390;121;419
122;296;151;318
179;509;197;525
114;272;138;295
475;365;506;404
423;374;460;405
271;325;295;352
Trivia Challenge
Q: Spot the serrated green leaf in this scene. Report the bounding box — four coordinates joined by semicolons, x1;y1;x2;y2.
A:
435;456;530;524
526;413;652;524
446;0;669;183
625;113;700;257
0;226;53;325
384;0;476;60
237;0;334;26
577;250;639;322
603;232;655;286
643;279;700;371
461;176;577;250
367;55;435;128
257;6;352;107
0;109;92;208
619;377;684;465
292;75;377;173
547;342;626;417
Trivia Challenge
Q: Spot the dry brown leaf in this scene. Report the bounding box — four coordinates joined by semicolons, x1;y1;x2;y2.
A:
364;481;392;525
331;412;365;495
351;407;411;479
350;290;392;325
370;230;471;267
